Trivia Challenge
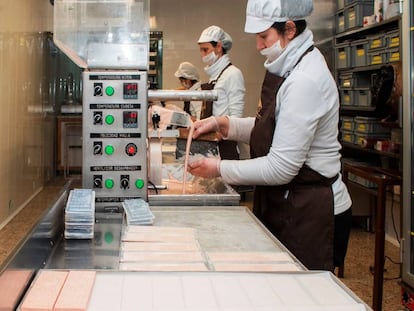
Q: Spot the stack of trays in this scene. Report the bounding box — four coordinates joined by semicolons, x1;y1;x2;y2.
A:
123;199;155;225
354;116;391;148
64;189;95;239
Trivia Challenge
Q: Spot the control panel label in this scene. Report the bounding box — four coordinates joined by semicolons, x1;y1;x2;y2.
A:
90;133;141;138
90;104;141;109
90;166;141;171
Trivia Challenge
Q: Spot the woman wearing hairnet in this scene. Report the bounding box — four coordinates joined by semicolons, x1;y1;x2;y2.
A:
198;25;246;160
174;62;202;120
189;0;352;271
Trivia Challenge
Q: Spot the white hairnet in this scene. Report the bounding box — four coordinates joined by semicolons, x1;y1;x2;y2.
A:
245;0;313;33
174;62;200;81
198;25;233;51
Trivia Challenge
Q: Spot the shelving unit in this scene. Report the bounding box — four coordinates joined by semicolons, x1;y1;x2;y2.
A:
334;2;403;310
335;3;402;172
148;31;163;89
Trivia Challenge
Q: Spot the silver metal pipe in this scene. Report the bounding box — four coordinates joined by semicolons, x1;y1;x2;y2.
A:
148;89;218;101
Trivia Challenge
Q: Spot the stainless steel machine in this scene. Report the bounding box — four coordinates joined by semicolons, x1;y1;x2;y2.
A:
53;0;231;209
82;71;149;204
54;0;151;207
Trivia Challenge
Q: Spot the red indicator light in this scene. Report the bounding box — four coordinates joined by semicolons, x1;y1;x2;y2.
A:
125;143;137;156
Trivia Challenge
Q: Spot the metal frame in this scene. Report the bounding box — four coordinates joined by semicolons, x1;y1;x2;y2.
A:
402;0;414;290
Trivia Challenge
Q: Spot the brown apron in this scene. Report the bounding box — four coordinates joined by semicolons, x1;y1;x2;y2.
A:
250;47;336;271
201;63;239;160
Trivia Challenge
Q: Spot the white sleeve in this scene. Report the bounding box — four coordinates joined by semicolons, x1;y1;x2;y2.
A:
225;116;255;144
220;73;324;185
190;101;203;120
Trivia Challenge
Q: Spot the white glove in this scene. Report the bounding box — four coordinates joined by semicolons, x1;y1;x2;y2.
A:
192;116;218;139
188;157;221;178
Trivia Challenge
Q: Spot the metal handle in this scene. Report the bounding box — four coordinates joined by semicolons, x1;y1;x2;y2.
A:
148;89;218;101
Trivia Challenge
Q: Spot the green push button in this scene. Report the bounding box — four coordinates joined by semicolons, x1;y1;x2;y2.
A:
104;232;113;244
105;86;115;96
105;145;115;155
105;179;114;189
105;115;115;125
135;179;145;189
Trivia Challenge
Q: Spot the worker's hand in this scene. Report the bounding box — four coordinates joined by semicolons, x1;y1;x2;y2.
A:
188;157;221;178
192;116;218;139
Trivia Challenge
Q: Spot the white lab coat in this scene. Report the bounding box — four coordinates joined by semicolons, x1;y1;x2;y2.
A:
189;81;202;120
204;54;245;117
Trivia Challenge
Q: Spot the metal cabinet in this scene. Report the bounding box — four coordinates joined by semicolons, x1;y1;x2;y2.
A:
56;116;82;177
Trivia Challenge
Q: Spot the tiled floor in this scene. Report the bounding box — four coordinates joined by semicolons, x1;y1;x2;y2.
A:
0;178;404;310
340;227;402;311
240;192;403;311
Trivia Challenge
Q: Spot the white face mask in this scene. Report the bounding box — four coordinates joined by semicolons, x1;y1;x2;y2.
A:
260;40;284;62
180;80;192;89
202;51;219;66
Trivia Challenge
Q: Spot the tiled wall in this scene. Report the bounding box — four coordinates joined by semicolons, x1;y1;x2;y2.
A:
150;0;265;118
150;0;336;118
0;1;54;227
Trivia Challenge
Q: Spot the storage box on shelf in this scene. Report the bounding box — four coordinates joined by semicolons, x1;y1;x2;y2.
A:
341;116;355;131
345;1;374;30
367;48;387;65
336;1;374;34
339;72;371;88
341;130;355;145
354;116;391;134
340;116;356;145
354;88;372;107
336;9;346;33
339;88;354;107
336;41;351;69
386;47;400;63
351;38;368;67
386;29;400;48
367;32;387;50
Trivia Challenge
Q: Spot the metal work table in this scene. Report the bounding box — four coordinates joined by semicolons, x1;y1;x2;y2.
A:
0;185;372;311
45;206;303;271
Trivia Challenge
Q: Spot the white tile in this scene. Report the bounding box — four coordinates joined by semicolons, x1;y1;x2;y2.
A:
88;273;124;311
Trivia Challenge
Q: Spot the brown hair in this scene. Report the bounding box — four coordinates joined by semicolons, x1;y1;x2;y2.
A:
271;20;307;38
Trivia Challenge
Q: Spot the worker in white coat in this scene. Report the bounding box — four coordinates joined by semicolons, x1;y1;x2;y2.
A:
189;0;352;271
198;25;246;160
174;62;202;120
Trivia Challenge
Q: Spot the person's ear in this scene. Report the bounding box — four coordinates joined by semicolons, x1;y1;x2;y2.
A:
216;42;224;55
285;20;297;40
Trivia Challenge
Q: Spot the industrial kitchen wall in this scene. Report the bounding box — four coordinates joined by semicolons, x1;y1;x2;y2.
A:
0;1;54;229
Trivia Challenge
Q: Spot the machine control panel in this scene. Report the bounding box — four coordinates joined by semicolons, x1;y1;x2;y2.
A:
82;71;148;207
